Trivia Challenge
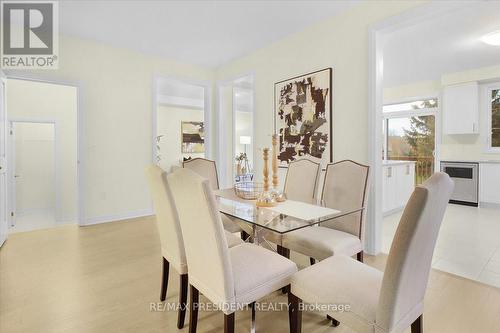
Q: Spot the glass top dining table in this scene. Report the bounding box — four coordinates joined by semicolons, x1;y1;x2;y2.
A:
214;188;364;244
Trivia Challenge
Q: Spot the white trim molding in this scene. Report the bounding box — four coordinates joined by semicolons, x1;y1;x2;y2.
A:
83;209;154;226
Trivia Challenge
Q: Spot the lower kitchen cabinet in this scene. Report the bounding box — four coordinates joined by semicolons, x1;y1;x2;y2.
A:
382;162;416;215
480;163;500;205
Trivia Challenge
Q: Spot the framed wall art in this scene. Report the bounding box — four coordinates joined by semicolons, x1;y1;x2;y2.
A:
274;68;332;167
181;121;205;153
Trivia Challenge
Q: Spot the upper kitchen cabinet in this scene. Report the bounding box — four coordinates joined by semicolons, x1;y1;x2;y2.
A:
443;82;479;135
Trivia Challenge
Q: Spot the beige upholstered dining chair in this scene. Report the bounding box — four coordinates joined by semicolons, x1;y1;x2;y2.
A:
167;168;298;333
264;159;321;260
145;166;243;329
280;160;369;265
183;158;220;190
288;172;454;333
283;159;321;204
183;158;245;236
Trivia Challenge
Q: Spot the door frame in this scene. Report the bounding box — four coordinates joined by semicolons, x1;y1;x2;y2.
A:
8;119;57;226
0;72;7;246
367;1;473;255
232;77;255;184
3;73;84;226
151;74;213;166
216;71;256;188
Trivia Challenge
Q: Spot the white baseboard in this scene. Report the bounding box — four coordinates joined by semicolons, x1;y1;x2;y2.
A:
82;208;154;226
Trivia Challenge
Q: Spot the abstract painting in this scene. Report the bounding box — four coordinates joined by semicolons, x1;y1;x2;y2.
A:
274;68;332;167
181;121;204;153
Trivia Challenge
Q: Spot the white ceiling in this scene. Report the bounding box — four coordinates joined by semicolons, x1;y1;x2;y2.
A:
383;2;500;88
59;0;361;68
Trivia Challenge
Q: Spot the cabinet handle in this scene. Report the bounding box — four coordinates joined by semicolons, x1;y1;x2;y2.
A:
387;167;392;178
406;165;410;175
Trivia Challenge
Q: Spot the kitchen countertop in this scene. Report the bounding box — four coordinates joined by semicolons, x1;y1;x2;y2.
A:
441;160;500;164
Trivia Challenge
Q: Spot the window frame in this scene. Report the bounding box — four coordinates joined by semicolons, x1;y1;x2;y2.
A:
485;83;500;153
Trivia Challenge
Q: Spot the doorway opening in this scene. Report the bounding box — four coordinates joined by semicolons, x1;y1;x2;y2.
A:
153;76;212;173
5;78;79;233
9;122;56;232
217;74;255;188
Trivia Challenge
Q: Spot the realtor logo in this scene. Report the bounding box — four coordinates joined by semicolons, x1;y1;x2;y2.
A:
1;1;59;69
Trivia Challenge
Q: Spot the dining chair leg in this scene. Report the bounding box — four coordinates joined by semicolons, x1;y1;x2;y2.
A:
309;258;316;265
177;274;188;329
327;315;340;327
278;247;291;294
160;257;169;301
357;251;364;263
411;315;423;333
250;302;256;333
224;312;235;333
288;292;302;333
189;285;199;333
282;247;290;259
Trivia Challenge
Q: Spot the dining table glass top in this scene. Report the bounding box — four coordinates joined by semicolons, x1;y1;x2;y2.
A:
214;189;364;235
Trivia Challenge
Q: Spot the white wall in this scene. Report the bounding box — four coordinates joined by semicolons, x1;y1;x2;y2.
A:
13;122;55;213
7;79;77;222
157;105;204;172
215;1;421;184
4;2;424;225
383;64;500;163
5;36;213;224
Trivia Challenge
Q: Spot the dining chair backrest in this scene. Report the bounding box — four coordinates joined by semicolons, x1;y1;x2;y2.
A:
376;172;453;333
145;165;187;274
183;158;220;190
167;168;235;306
283;159;321;204
320;160;370;239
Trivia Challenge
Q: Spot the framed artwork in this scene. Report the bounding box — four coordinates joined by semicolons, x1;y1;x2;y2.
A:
181;121;204;153
274;68;332;167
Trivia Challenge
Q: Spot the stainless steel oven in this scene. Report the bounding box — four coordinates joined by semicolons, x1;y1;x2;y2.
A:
440;161;479;206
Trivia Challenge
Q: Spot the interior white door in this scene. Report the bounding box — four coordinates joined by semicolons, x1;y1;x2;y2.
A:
0;76;8;246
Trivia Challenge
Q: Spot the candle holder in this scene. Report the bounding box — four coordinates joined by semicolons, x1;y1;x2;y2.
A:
270;134;286;202
256;148;277;207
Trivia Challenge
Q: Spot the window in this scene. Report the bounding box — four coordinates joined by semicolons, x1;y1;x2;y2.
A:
488;86;500;150
383;97;438;185
383;98;438;114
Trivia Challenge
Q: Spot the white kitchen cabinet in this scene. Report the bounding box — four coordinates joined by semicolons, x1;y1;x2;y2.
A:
382;162;416;215
443;82;479;135
480;163;500;205
397;163;415;208
383;166;397;213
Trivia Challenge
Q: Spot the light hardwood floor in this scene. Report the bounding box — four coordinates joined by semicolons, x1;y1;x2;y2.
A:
1;217;500;333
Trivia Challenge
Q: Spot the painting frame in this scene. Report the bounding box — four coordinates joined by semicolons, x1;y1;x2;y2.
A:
181;121;205;154
274;67;333;168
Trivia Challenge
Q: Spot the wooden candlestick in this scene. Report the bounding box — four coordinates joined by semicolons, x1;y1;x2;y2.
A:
256;147;277;207
262;148;270;192
272;134;279;190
